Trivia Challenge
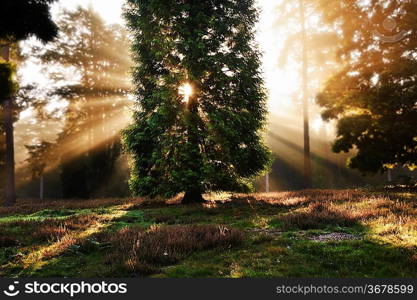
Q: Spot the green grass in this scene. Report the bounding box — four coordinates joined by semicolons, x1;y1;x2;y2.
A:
0;207;113;223
0;189;416;278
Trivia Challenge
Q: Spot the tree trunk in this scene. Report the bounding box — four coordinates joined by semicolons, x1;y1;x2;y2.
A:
265;173;270;193
181;81;205;205
300;0;312;189
182;190;205;204
1;45;16;206
40;175;44;201
4;98;15;206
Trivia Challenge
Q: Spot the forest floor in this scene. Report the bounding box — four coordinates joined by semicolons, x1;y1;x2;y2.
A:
0;189;416;278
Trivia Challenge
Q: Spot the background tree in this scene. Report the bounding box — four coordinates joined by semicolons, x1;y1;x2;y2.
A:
124;0;271;203
30;7;132;198
316;0;417;174
25;141;53;200
274;0;340;188
0;0;58;206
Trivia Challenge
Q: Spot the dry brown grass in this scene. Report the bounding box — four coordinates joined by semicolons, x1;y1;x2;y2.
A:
0;213;110;249
42;235;79;259
31;214;106;242
0;189;415;277
1;189;415;261
275;202;368;230
33;223;69;242
242;190;415;248
230;189;385;206
39;214;117;259
99;224;244;275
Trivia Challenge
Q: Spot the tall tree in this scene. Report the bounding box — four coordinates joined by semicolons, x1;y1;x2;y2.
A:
0;62;17;199
31;7;132;198
25;141;53;200
316;0;417;174
300;0;311;188
0;0;58;206
275;0;339;188
0;68;31;198
124;0;271;203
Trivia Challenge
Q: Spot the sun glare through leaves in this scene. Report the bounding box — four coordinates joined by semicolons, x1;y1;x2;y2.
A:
178;82;193;103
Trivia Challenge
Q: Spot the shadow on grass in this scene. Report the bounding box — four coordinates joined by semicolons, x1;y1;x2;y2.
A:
1;191;416;278
27;221;244;278
156;200;417;278
159;233;417;278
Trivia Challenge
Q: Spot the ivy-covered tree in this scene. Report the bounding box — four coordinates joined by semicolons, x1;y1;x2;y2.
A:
0;63;17;200
0;64;28;199
316;0;417;174
0;0;57;206
123;0;271;203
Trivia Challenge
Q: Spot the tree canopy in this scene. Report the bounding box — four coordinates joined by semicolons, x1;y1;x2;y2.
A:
0;0;58;43
316;0;417;174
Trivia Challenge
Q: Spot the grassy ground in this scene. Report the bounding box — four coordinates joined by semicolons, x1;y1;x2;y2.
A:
0;189;416;278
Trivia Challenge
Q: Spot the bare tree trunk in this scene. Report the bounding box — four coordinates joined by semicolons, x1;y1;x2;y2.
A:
265;173;270;193
300;0;312;189
4;98;15;206
1;45;16;206
0;46;9;62
40;175;44;200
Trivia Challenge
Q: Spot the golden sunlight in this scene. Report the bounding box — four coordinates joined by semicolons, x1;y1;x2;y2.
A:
178;82;193;103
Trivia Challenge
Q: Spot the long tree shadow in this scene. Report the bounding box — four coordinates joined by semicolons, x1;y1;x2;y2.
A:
262;201;417;277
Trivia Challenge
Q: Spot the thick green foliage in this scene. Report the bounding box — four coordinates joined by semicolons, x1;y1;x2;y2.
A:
316;0;417;174
0;0;58;43
124;0;271;197
0;62;17;100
